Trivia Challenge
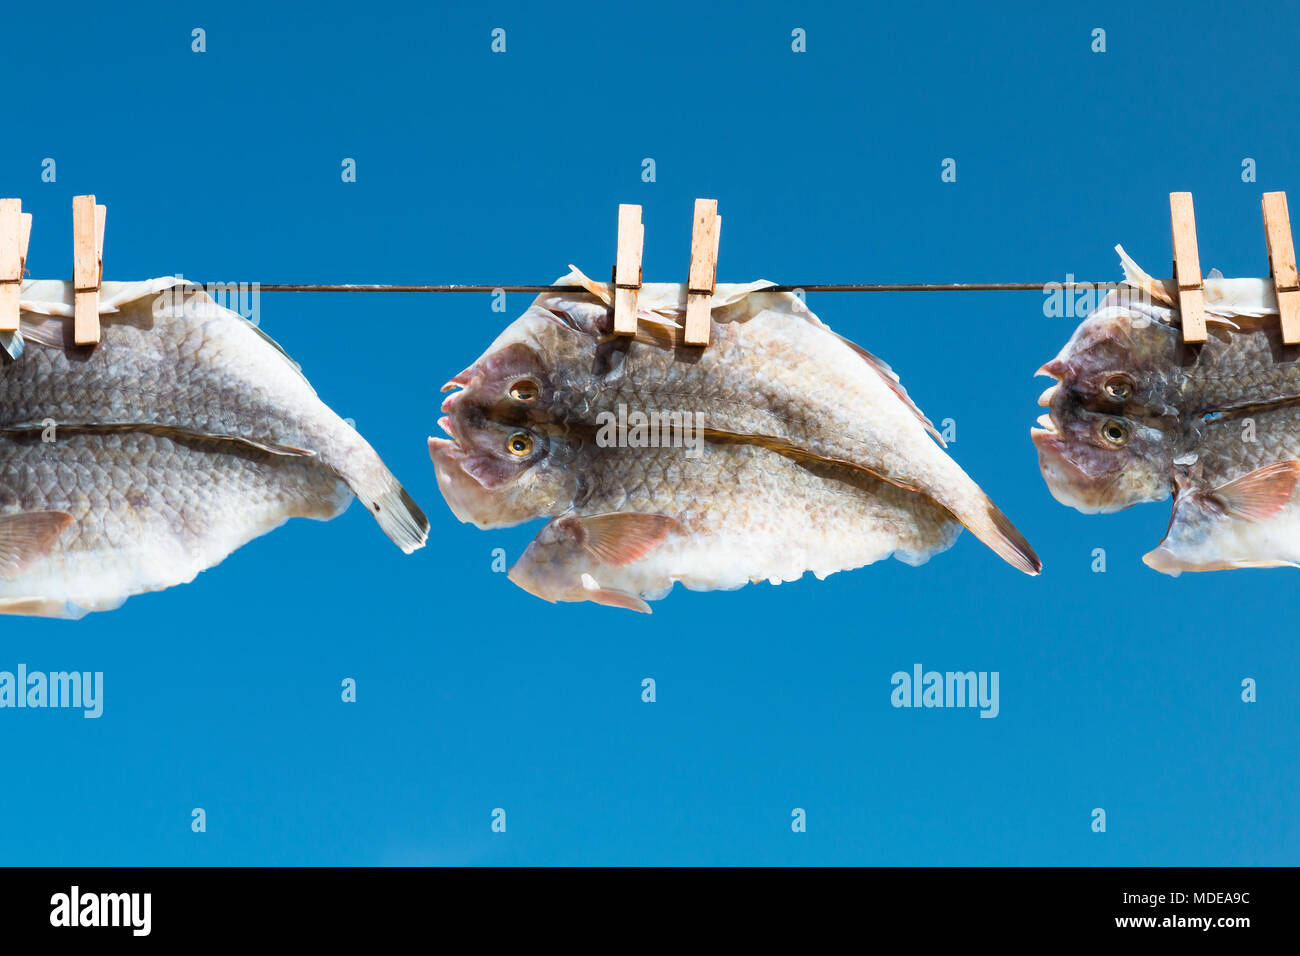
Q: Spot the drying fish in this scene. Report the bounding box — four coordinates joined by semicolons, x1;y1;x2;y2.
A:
1037;399;1300;572
1033;247;1300;573
440;268;1040;577
1032;400;1182;515
1037;257;1300;421
0;279;427;618
430;410;960;611
1148;456;1300;574
0;430;352;617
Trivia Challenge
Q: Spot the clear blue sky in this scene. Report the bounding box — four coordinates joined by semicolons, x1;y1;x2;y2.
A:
1;0;1295;865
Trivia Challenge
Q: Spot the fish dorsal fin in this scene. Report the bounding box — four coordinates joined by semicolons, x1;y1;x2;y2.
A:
12;313;74;351
15;283;312;389
0;511;74;580
1210;461;1300;521
561;512;679;566
833;335;945;446
0;329;22;360
564;265;613;306
1116;244;1176;306
769;297;945;446
164;286;311;388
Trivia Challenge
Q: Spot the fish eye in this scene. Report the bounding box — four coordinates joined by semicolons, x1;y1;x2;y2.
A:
1103;376;1133;402
506;432;534;457
509;379;539;403
1101;420;1130;446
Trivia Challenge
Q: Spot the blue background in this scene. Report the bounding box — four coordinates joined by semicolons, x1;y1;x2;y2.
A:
1;0;1295;865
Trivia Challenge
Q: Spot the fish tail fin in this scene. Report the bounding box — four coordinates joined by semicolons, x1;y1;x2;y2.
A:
352;464;429;553
945;492;1042;575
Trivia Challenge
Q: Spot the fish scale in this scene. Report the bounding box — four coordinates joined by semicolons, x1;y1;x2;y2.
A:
1144;403;1300;573
429;278;1034;609
441;274;1039;577
0;278;428;617
1036;274;1300;573
1040;290;1300;420
503;429;962;609
0;430;350;618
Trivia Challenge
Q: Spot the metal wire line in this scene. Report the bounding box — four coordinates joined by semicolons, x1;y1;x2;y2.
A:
250;282;1124;293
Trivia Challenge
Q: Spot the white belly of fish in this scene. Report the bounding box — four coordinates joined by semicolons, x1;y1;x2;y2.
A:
507;443;962;611
0;431;351;618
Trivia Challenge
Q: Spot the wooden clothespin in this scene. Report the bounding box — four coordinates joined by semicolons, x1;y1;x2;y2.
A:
72;194;106;346
684;198;721;347
1169;192;1206;344
612;204;644;336
0;199;32;333
1261;191;1300;345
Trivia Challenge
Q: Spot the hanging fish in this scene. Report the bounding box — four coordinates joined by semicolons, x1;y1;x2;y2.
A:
1033;248;1300;573
431;414;961;611
1036;251;1300;421
0;279;427;618
431;270;1039;611
438;268;1039;580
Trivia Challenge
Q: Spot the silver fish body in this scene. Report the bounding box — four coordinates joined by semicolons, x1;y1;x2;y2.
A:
0;429;351;617
432;419;960;612
445;270;1039;575
0;279;427;617
1038;288;1300;422
1034;266;1300;574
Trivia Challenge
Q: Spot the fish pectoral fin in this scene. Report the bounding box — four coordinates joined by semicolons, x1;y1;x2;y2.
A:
1144;463;1300;575
1210;460;1300;521
0;511;74;580
559;512;679;567
586;587;653;613
0;596;85;619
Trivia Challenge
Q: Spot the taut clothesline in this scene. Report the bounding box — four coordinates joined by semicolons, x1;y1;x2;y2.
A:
250;282;1121;293
7;191;1300;347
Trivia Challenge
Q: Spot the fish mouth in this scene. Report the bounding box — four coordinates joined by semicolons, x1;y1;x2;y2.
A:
429;407;478;522
1030;419;1126;514
440;367;477;393
1029;416;1066;459
437;414;459;441
1034;361;1064;408
1036;359;1067;380
427;435;488;525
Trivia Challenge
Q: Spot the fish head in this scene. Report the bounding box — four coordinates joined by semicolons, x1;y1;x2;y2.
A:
429;404;577;528
1031;404;1174;513
1036;294;1182;418
440;299;614;424
441;337;556;427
